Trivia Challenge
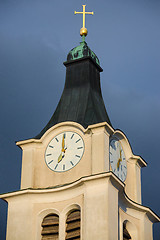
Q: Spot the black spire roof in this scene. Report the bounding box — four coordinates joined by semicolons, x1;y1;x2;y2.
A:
35;41;112;139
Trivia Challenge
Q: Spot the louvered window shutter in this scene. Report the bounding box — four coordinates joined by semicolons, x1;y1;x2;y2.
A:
41;214;59;240
65;210;81;240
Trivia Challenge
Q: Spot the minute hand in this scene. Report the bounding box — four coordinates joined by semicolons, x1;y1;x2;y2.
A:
58;134;65;163
62;134;65;152
119;144;122;159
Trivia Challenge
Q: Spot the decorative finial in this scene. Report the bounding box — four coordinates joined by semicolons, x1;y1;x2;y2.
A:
75;5;94;40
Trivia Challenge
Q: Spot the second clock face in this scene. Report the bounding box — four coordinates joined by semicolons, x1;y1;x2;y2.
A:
45;131;84;172
109;139;127;182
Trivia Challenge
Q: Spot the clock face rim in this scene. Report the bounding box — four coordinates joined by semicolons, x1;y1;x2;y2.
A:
45;131;85;173
109;138;127;182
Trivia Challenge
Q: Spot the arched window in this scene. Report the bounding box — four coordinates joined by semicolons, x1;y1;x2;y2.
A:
123;222;131;240
65;209;81;240
41;213;59;240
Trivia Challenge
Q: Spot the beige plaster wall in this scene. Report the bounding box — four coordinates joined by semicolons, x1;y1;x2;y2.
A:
18;122;112;189
112;130;147;204
3;173;158;240
119;207;154;240
4;173;123;240
18;122;147;206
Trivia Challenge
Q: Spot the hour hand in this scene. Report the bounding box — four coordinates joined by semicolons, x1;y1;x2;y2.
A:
58;153;63;163
117;158;122;170
117;159;119;170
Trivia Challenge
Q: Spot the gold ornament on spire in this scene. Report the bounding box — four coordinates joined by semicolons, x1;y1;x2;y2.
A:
74;5;94;37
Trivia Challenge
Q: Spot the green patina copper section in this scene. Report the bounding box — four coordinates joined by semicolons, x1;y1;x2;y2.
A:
82;35;85;42
67;40;100;66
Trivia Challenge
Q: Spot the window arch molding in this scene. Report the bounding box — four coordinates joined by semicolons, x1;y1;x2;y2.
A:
62;204;81;240
62;203;81;217
36;208;60;240
123;220;138;240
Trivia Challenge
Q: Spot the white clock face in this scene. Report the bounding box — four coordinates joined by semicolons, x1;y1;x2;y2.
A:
45;131;84;172
109;139;127;182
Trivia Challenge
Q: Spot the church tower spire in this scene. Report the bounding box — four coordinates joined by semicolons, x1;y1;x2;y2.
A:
0;5;159;240
36;40;112;138
35;5;111;139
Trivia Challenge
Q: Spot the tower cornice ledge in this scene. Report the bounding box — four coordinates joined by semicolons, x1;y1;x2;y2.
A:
0;171;159;223
0;172;123;197
63;56;103;73
16;121;114;147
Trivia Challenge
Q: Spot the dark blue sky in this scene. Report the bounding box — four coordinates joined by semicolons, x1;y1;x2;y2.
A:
0;0;160;239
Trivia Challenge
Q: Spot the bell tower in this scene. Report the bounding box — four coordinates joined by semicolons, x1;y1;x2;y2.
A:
0;5;159;240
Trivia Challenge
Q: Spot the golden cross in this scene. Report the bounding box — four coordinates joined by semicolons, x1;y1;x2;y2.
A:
75;5;94;37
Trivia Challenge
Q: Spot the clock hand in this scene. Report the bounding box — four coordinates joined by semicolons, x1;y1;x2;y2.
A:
58;152;65;163
117;158;122;171
62;134;64;149
117;159;119;170
119;144;122;160
58;134;66;163
62;133;66;153
58;152;63;163
117;144;122;170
